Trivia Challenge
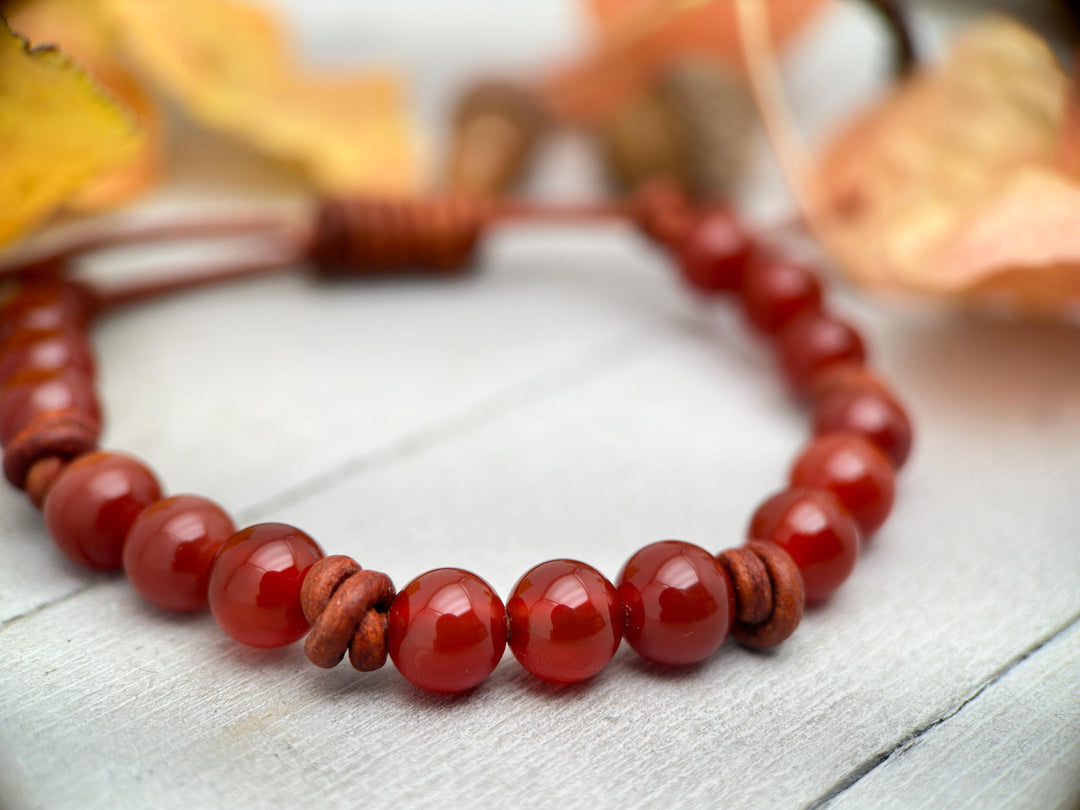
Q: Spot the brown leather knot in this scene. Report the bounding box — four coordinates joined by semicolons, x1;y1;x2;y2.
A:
308;196;486;276
24;456;68;509
3;410;100;491
300;555;396;671
718;541;804;649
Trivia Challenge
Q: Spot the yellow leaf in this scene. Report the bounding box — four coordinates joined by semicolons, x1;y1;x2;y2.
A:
0;16;142;247
106;0;416;192
814;17;1078;315
6;0;164;210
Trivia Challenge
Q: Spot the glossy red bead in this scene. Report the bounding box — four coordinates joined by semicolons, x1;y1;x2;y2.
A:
0;330;96;387
791;433;896;536
388;568;507;694
813;387;913;469
207;523;323;648
0;281;92;345
617;540;734;667
676;211;752;294
749;488;860;605
739;256;823;334
806;362;894;405
124;495;236;612
507;559;622;684
777;311;866;393
0;368;101;445
43;450;163;570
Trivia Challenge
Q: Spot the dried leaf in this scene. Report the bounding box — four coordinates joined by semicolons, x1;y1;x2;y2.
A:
814;16;1079;315
0;17;142;247
6;0;163;210
106;0;416;192
547;0;829;123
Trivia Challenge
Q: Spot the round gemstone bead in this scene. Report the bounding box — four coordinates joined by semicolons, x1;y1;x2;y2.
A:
123;495;236;612
507;559;622;684
791;433;896;536
207;523;323;648
0;281;93;345
777;311;866;393
0;330;96;388
739;257;822;335
388;568;507;694
676;211;752;294
807;363;894;405
749;488;860;605
617;540;734;667
0;368;101;446
43;450;163;570
813;387;913;469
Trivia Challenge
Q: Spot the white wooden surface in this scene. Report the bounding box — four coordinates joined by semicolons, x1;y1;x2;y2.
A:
2;3;1079;808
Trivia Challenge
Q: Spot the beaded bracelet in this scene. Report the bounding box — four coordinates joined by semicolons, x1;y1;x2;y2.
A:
0;188;912;694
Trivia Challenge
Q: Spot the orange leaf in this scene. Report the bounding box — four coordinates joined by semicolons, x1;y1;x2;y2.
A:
105;0;416;193
547;0;830;123
813;16;1079;316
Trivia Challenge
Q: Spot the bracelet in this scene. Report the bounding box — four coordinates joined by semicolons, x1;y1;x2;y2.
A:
0;186;913;694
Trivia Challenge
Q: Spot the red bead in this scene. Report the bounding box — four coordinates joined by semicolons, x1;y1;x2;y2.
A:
123;495;236;612
749;488;860;605
388;568;507;694
777;311;866;393
0;281;93;345
207;523;323;648
617;540;734;666
507;559;622;684
0;368;101;446
739;256;823;334
806;363;894;405
676;211;752;294
0;330;96;387
791;433;896;536
814;388;913;469
43;450;163;570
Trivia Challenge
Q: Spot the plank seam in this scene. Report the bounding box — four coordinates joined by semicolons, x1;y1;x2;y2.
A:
806;606;1080;810
233;328;652;521
0;583;96;632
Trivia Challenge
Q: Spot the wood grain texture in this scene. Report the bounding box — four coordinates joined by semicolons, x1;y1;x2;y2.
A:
2;2;1078;808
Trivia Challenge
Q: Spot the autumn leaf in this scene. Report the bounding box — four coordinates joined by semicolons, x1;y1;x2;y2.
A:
105;0;416;193
546;0;830;123
6;0;163;210
0;16;143;247
813;16;1079;315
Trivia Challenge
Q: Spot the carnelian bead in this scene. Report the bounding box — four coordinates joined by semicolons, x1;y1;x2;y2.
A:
617;540;734;667
676;211;752;294
739;257;822;335
777;311;866;393
806;363;894;405
0;368;101;446
43;450;162;570
813;388;913;469
207;523;323;648
123;495;236;612
0;282;92;345
791;433;896;536
0;331;96;387
388;568;507;694
507;559;622;684
749;488;859;605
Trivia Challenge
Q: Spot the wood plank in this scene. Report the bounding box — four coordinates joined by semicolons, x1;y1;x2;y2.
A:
828;618;1080;809
2;308;1078;808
